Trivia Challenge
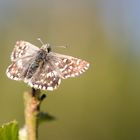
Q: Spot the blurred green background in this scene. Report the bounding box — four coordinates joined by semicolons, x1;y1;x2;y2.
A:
0;0;140;140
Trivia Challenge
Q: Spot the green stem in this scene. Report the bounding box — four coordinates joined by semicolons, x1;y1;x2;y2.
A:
24;88;41;140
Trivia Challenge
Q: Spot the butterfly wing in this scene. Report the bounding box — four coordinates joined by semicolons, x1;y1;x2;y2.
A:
47;52;90;79
6;41;39;80
11;40;39;61
6;56;36;80
25;61;61;91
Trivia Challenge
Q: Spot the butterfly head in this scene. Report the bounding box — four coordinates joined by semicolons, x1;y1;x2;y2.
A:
41;44;51;53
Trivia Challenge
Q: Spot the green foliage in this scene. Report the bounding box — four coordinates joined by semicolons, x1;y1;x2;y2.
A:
0;121;19;140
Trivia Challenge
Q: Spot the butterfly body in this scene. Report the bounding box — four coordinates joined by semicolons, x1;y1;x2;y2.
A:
6;41;90;91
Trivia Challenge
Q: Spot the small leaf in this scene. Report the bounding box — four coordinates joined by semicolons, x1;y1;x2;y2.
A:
38;112;56;124
0;121;19;140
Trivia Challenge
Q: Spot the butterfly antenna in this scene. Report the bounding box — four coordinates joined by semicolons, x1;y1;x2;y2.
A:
37;38;44;45
54;45;68;49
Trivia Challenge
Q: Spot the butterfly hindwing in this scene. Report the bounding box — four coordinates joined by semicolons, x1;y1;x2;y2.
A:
6;56;35;80
25;62;61;91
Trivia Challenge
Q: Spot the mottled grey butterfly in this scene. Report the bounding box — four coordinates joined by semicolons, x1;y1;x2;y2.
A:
6;40;90;91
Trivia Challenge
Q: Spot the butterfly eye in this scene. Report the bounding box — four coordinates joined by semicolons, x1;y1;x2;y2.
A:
47;47;51;53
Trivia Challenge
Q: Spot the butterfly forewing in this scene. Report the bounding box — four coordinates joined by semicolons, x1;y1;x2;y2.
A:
11;41;39;61
7;41;39;80
48;52;90;79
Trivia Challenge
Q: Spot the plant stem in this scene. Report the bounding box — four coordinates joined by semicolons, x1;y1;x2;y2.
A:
24;88;41;140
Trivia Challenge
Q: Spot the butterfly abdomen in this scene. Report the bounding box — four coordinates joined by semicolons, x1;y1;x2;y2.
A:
25;50;47;79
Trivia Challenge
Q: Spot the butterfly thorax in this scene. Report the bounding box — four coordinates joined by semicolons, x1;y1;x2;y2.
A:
25;50;47;79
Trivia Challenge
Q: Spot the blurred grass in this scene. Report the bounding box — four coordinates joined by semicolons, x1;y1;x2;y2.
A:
0;0;140;140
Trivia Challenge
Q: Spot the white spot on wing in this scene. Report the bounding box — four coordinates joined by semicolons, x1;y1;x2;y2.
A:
55;62;59;66
43;86;46;90
75;73;79;76
46;72;52;77
52;71;57;75
39;85;42;89
63;58;68;63
71;74;75;77
69;66;73;69
34;84;39;88
47;87;53;91
84;66;88;70
86;63;90;67
76;59;81;65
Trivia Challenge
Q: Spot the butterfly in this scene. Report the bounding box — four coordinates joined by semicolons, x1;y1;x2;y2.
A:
6;40;90;91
